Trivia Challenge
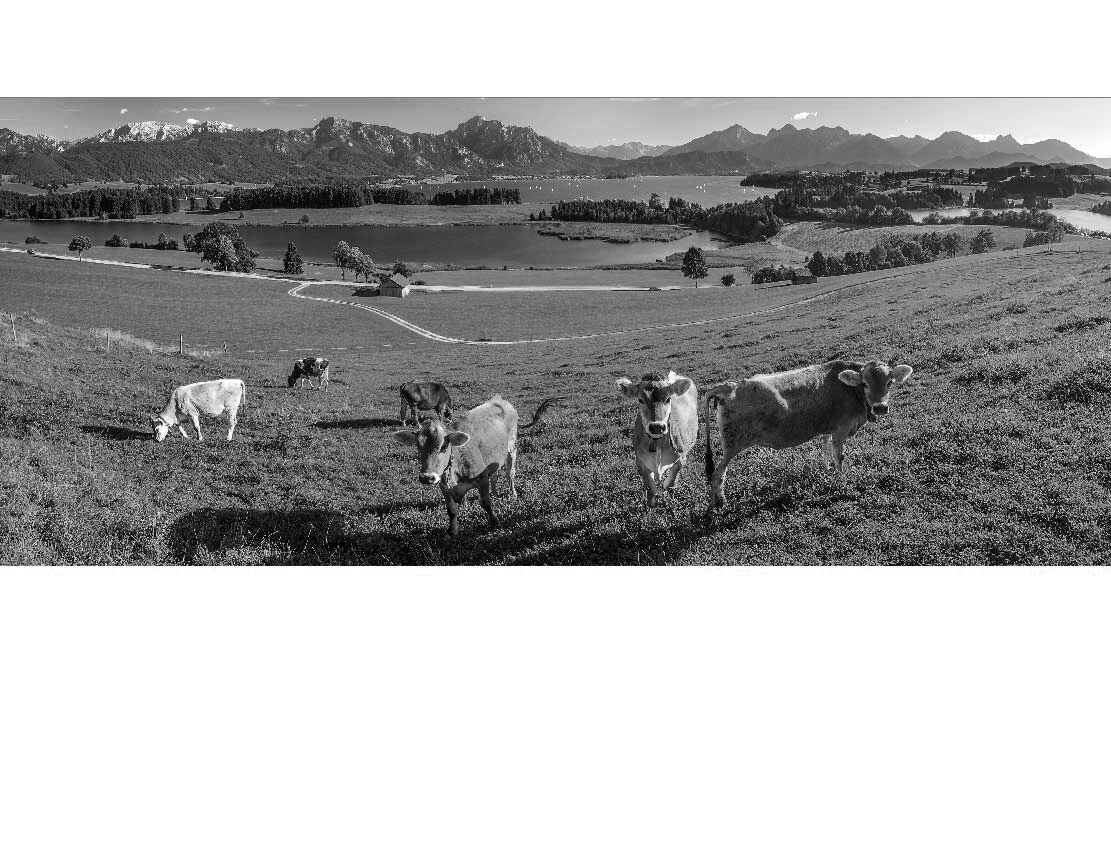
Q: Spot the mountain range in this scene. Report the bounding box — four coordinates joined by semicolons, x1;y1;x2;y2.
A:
1;116;1107;185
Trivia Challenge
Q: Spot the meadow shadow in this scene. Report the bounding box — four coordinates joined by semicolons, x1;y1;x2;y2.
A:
169;507;346;563
315;417;399;430
80;424;151;441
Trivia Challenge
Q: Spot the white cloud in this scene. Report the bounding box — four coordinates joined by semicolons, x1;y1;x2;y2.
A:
186;118;199;125
972;133;999;142
168;106;214;115
119;108;128;115
793;111;817;121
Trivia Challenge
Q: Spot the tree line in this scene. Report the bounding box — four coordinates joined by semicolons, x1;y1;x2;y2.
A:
0;184;219;219
218;184;521;212
798;230;996;280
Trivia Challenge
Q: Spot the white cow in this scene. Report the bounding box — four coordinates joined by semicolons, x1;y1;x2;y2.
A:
151;379;246;442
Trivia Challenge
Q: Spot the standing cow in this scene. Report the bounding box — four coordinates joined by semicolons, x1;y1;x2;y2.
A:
392;395;562;536
615;371;698;509
151;378;246;442
399;380;453;426
289;357;330;391
703;359;914;515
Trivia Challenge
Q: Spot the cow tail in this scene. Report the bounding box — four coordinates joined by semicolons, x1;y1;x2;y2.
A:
702;383;733;482
520;396;567;429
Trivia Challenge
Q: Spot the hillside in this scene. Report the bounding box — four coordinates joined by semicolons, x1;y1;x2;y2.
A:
3;241;1110;564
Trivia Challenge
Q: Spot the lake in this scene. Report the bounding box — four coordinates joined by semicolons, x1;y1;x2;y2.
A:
0;220;730;268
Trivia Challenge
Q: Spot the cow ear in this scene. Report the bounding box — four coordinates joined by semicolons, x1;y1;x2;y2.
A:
392;430;418;445
670;378;692;397
838;370;863;387
891;364;913;384
615;377;638;398
447;431;471;448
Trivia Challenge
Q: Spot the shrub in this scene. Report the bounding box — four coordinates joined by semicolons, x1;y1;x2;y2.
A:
299;214;310;224
721;273;736;286
104;234;127;248
24;236;44;244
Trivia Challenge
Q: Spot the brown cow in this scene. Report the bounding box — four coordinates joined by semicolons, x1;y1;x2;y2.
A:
703;360;914;515
289;357;330;391
615;371;699;509
399;380;453;426
392;395;563;536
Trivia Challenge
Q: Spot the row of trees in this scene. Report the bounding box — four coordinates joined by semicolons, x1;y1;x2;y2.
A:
1092;200;1111;216
219;184;522;212
803;229;996;278
333;240;376;281
0;185;214;219
183;223;257;272
538;196;701;225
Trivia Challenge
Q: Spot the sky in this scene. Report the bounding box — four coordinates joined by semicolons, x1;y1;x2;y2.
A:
3;97;1110;157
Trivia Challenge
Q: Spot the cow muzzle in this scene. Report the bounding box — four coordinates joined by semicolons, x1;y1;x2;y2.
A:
872;403;889;416
646;422;667;437
419;473;441;486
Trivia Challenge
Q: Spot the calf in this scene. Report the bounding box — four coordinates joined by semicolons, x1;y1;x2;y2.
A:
703;360;914;515
615;371;698;508
399;379;453;426
392;395;563;536
151;378;246;442
289;357;330;391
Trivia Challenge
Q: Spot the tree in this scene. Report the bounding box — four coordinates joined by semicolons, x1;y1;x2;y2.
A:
334;241;352;279
649;192;663;210
68;235;91;260
283;242;304;275
806;250;827;277
941;233;963;258
970;229;996;254
721;273;736;286
392;260;413;278
354;250;377;283
190;222;256;272
681;246;709;288
299;214;310;224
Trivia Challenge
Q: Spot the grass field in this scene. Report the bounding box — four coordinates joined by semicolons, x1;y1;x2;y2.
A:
773;222;1034;256
3;240;1111;564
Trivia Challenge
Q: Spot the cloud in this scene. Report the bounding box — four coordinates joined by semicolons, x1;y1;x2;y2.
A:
793;111;817;121
119;108;128;115
186;118;199;125
971;133;999;142
167;106;214;115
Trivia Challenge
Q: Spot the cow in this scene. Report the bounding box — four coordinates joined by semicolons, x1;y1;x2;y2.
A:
702;360;914;515
150;378;246;442
392;395;563;536
399;379;453;426
289;356;330;391
615;371;699;509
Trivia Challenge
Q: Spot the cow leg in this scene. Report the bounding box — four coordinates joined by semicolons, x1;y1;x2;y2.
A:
821;435;837;470
478;475;500;529
489;469;499;498
663;459;683;492
443;491;460;537
177;425;190;440
399;401;409;425
190;414;204;442
226;405;239;441
830;434;847;472
505;447;518;500
641;469;657;509
706;445;743;515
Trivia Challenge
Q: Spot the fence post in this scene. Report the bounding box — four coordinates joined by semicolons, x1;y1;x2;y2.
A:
179;334;183;356
10;314;15;343
223;342;227;354
106;331;110;353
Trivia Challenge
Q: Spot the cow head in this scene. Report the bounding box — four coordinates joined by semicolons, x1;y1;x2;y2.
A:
837;361;914;419
392;419;470;486
287;368;301;388
150;414;170;442
616;372;693;439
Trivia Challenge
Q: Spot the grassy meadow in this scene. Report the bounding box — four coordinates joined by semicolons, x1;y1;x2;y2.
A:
2;240;1111;565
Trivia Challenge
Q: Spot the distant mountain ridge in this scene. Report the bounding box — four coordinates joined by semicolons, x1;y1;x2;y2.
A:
1;115;1108;184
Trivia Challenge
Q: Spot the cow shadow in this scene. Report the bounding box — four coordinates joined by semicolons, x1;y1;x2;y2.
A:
316;417;399;430
80;424;151;441
169;507;348;563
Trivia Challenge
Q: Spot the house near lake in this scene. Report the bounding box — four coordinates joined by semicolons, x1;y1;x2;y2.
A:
379;273;411;298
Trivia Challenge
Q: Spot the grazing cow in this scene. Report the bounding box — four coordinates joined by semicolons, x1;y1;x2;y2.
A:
289;356;330;391
151;378;246;442
392;395;563;536
615;371;699;508
399;379;453;426
703;360;914;514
